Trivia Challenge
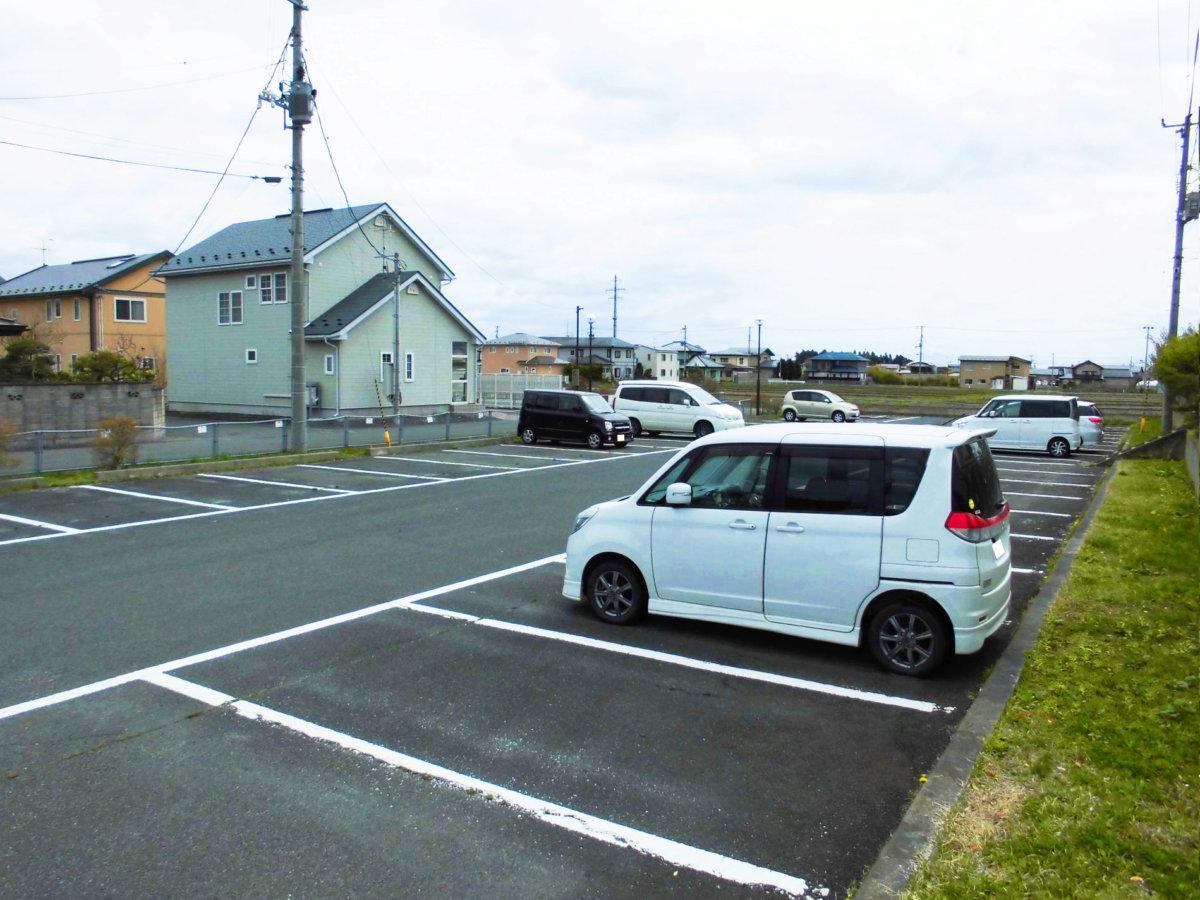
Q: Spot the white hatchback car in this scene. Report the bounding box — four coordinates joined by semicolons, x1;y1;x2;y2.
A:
952;394;1083;458
564;423;1012;676
612;381;744;437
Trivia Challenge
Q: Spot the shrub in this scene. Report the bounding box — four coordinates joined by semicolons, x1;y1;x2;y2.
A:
92;417;140;469
1153;327;1200;429
868;366;902;384
0;337;56;381
71;350;153;383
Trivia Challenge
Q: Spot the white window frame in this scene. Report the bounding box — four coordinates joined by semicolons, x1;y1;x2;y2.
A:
50;353;61;372
260;271;288;305
218;291;243;326
506;346;517;354
139;357;156;372
245;275;257;290
73;298;81;321
45;299;61;320
406;283;419;295
245;348;258;364
114;296;146;323
324;354;335;375
404;351;414;382
450;341;469;403
380;351;394;384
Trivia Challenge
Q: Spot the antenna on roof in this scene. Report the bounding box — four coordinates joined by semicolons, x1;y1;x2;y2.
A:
35;238;53;265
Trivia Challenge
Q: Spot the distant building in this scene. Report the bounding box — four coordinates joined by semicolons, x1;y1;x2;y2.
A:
804;351;869;383
540;334;638;380
483;333;567;375
1071;360;1104;383
634;345;680;380
1099;366;1136;390
0;314;27;336
906;361;936;375
958;355;1031;389
709;346;777;382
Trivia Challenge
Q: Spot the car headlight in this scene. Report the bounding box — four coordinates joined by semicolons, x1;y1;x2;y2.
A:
605;421;613;431
571;506;599;534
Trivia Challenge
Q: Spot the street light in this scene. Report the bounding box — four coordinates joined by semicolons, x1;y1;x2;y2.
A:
587;314;596;391
575;305;583;388
754;317;764;417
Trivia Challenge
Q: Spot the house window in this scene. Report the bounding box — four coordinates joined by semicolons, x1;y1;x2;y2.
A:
73;298;81;321
261;272;287;304
70;353;78;369
406;283;419;295
245;275;257;289
50;354;61;372
45;299;61;320
218;291;243;325
323;354;335;375
115;297;146;322
489;346;497;353
139;357;156;371
500;367;511;373
660;368;666;377
245;348;258;364
506;346;517;354
405;352;414;382
451;341;468;402
380;351;394;384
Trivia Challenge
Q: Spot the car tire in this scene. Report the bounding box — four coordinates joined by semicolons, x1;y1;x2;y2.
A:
831;410;846;423
694;421;714;438
587;559;647;625
586;430;605;450
867;601;949;677
647;431;660;437
520;427;537;445
1047;437;1071;458
629;418;643;437
783;409;797;422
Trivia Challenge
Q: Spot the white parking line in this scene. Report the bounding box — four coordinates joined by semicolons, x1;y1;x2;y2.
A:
1012;567;1041;574
0;554;567;722
991;457;1083;467
402;603;945;714
882;415;924;423
0;449;677;550
143;671;818;897
77;484;237;511
1010;533;1056;541
1005;491;1085;500
299;464;448;482
445;449;577;463
995;468;1092;479
1011;509;1073;517
200;473;354;494
374;455;519;470
0;511;80;534
999;478;1094;488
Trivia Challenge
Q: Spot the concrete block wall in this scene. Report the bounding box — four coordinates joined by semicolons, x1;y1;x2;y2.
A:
0;383;165;433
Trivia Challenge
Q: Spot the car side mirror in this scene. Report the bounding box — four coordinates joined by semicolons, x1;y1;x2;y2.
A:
665;483;692;506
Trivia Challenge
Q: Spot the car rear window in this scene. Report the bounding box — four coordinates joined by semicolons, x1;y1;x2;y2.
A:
883;448;930;515
1079;403;1101;417
1021;399;1072;418
952;438;1005;516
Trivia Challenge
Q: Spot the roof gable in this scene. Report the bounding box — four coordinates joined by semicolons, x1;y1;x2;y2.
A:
305;270;484;342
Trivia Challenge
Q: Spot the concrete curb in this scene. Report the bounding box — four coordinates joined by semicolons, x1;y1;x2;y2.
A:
852;462;1119;899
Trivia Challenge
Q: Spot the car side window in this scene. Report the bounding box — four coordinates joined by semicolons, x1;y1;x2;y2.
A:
623;387;644;402
990;399;1022;418
780;446;882;515
644;387;670;404
817;394;831;404
641;455;695;505
557;394;582;412
668;389;693;406
684;447;773;510
530;393;553;410
883;448;930;515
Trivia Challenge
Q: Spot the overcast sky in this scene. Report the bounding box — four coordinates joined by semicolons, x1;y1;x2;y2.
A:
2;1;1199;366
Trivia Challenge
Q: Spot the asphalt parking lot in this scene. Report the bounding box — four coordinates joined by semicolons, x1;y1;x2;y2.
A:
0;420;1124;897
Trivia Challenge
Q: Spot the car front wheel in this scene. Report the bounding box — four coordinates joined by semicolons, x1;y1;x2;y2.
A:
831;410;846;423
694;421;714;438
783;409;797;421
867;601;948;676
586;430;605;449
629;418;643;437
520;427;537;444
587;560;647;625
1047;437;1071;458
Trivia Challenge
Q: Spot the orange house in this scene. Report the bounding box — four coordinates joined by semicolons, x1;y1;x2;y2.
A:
482;332;569;375
0;252;172;375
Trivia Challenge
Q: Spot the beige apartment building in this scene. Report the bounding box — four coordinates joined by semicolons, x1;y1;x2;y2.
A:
958;355;1031;389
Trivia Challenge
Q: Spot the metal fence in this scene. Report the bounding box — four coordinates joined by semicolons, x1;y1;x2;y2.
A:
481;373;564;409
2;411;517;477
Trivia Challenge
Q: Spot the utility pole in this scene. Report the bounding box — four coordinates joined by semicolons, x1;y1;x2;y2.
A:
1142;325;1154;381
682;324;687;346
587;315;595;391
754;318;763;417
610;275;623;339
574;306;582;388
1162;110;1194;430
916;325;924;368
392;254;402;417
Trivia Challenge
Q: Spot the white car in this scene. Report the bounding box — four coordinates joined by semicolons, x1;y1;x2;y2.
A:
1076;401;1105;449
564;423;1012;676
780;389;860;422
951;394;1083;458
611;380;744;437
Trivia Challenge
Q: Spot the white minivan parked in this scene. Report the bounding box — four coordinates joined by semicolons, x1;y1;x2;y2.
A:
952;394;1083;458
612;380;744;437
564;423;1012;676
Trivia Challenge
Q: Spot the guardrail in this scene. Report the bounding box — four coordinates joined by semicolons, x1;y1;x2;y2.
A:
2;411;515;477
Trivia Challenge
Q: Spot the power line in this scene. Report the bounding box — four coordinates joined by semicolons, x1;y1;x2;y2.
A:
0;65;272;101
0;138;280;180
312;100;385;260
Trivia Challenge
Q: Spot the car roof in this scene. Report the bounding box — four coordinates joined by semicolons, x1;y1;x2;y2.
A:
525;389;599;397
990;394;1079;401
691;422;983;450
618;380;692;388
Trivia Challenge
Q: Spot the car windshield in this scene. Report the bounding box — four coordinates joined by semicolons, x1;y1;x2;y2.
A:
824;392;845;403
580;393;611;413
686;386;723;406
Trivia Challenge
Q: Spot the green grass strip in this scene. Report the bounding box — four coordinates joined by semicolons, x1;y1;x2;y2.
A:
906;460;1199;899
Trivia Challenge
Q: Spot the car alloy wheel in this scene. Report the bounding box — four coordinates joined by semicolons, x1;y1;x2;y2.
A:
694;421;714;437
868;601;947;676
521;427;537;444
587;430;604;449
1048;437;1070;458
831;410;846;423
629;418;643;437
783;409;797;421
588;561;646;624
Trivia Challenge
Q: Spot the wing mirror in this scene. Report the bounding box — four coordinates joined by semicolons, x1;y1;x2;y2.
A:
665;483;692;506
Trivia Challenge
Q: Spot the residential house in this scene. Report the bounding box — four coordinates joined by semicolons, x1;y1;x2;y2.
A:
958;355;1031;389
681;354;725;380
709;347;777;382
660;339;706;368
0;252;172;374
483;333;568;375
540;335;638;380
1030;367;1060;387
1071;360;1104;383
1099;366;1136;390
906;361;936;375
0;314;27;336
160;203;485;416
804;351;869;383
633;345;680;380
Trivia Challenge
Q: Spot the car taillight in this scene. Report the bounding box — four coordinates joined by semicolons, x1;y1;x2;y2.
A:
945;505;1010;543
1088;416;1102;424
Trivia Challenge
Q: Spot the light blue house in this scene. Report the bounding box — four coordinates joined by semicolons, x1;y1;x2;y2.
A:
160;203;485;416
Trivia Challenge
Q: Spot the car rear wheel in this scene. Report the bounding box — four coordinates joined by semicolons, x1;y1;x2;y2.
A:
867;601;948;676
587;560;646;625
1047;437;1071;458
647;431;660;437
520;427;537;444
831;410;846;423
694;421;714;438
783;409;797;421
586;430;604;450
629;418;643;437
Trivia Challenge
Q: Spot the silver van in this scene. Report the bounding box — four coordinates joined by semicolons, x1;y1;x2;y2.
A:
952;394;1083;457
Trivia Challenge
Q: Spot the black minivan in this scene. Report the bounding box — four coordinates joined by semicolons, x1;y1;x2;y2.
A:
518;390;634;449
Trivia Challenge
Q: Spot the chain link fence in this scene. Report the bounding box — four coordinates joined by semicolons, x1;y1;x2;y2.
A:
2;411;517;477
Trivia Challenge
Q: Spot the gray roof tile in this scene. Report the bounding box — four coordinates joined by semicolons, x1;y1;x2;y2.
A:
0;252;169;298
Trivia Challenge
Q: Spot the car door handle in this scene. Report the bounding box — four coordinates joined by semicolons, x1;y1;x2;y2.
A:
728;520;757;531
775;523;805;534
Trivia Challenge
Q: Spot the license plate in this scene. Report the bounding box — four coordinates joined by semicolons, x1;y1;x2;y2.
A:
992;539;1004;560
616;434;626;443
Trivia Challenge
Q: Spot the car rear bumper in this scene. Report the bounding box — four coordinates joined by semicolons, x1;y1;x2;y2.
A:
951;570;1011;654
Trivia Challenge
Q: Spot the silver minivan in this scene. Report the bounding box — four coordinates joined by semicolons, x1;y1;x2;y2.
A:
952;394;1083;457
